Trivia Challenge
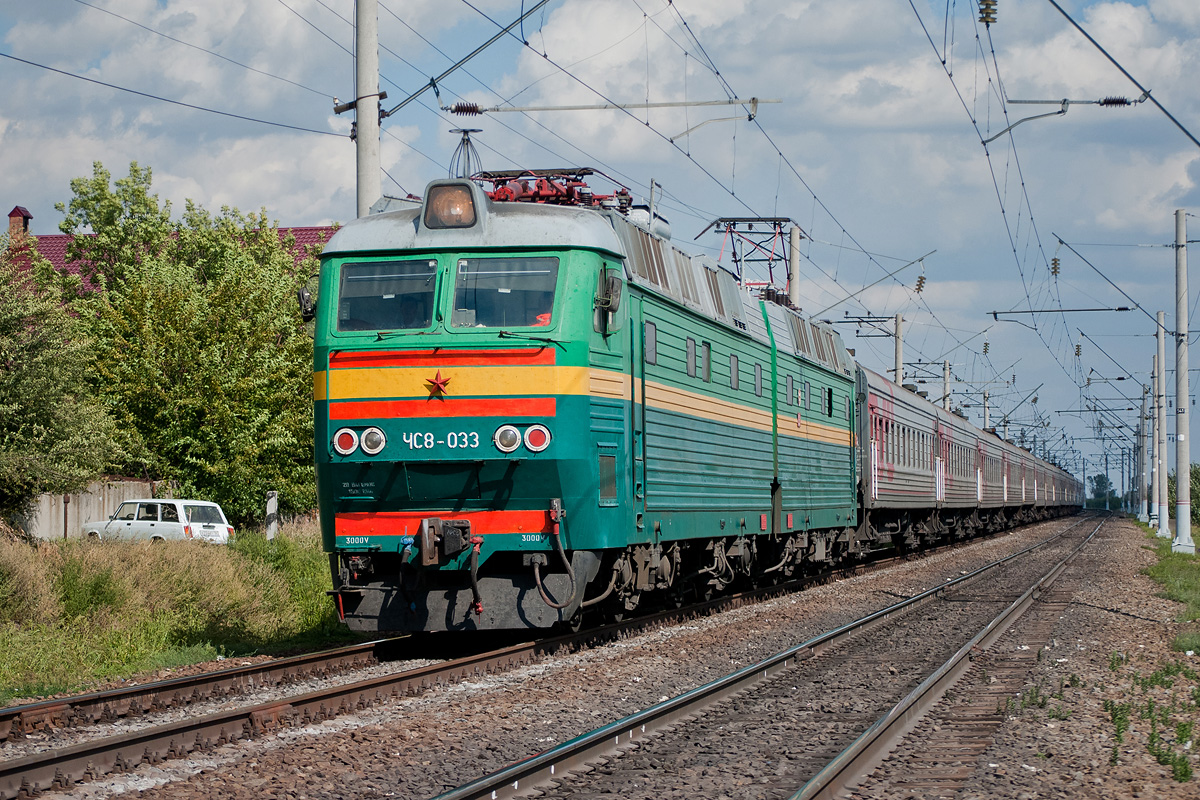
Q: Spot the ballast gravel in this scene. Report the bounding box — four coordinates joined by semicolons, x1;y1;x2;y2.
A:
24;515;1195;800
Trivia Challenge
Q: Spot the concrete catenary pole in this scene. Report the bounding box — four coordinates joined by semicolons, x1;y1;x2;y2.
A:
1113;448;1123;510
1174;209;1195;553
943;360;951;410
983;390;990;429
1139;385;1150;522
1104;451;1110;511
355;0;381;218
1157;313;1170;537
1152;356;1162;528
788;227;802;308
894;314;903;386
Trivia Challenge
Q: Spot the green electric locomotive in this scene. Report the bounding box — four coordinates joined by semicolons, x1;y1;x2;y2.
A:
314;169;860;632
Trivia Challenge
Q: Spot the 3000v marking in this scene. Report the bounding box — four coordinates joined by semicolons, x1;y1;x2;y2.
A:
403;431;480;450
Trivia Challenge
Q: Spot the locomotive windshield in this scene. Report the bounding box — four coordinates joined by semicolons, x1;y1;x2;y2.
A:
451;256;559;328
337;260;437;332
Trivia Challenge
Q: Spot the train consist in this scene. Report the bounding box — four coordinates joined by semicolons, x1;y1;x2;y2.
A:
311;169;1082;633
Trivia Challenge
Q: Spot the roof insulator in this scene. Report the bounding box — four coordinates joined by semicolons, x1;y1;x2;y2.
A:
450;102;483;116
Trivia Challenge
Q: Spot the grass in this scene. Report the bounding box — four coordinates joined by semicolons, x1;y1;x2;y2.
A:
0;518;356;705
1141;526;1200;653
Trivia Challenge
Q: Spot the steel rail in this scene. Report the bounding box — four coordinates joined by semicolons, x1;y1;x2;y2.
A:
0;554;916;799
0;639;387;742
0;515;1030;743
426;514;1093;800
790;516;1104;800
0;513;1083;799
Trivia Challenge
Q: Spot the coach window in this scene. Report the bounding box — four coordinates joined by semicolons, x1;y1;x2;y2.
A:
702;342;712;382
451;256;559;328
826;387;834;417
804;381;811;410
644;322;657;364
338;259;438;332
729;354;739;390
755;363;763;397
686;337;697;377
785;375;794;407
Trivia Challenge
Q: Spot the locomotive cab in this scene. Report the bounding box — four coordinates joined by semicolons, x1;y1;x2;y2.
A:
313;178;630;632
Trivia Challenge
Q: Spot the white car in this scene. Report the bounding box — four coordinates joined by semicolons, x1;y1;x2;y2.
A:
83;499;234;544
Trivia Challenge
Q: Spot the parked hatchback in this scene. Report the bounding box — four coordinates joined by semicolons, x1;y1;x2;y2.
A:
83;499;234;544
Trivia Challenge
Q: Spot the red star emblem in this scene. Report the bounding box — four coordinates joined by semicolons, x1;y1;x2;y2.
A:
425;369;451;399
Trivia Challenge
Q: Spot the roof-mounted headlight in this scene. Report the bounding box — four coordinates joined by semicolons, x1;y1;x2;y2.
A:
424;184;476;229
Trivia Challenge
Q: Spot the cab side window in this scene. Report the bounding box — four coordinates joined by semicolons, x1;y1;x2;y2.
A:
115;503;137;521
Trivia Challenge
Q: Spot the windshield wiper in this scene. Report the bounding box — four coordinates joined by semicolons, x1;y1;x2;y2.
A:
498;330;565;348
376;330;430;341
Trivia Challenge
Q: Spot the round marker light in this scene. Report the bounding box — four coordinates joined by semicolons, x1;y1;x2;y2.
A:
524;424;551;453
360;427;386;455
333;428;359;456
494;425;522;453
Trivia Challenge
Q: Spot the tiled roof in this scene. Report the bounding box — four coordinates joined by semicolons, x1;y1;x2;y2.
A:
26;226;336;276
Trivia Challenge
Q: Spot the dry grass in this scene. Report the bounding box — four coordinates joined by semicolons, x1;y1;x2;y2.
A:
0;518;347;703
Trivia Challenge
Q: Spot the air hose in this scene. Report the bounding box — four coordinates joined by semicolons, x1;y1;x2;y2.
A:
533;499;577;609
468;534;484;617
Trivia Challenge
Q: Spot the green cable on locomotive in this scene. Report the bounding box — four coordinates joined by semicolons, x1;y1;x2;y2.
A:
313;170;860;633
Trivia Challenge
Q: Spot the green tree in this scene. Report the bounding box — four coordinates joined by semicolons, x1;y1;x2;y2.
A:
1089;473;1113;501
0;232;120;517
1165;465;1200;524
56;162;173;292
66;163;319;525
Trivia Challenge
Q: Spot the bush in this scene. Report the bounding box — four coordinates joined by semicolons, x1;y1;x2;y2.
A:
0;519;344;704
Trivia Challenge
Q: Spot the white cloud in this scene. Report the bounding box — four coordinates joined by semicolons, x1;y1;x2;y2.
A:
1;0;1198;461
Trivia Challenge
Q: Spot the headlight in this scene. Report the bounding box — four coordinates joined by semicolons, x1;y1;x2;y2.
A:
524;424;551;452
333;427;359;455
360;427;386;455
494;425;522;453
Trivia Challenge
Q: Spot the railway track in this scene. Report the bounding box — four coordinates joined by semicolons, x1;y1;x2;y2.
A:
0;515;1088;799
0;556;906;799
425;515;1101;800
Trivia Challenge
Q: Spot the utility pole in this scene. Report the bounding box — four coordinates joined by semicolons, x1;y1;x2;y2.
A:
1105;451;1110;511
1157;313;1170;537
355;0;381;218
894;314;904;386
1174;209;1195;553
984;390;990;429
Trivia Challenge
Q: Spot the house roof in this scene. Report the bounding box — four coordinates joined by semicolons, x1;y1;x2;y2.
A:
23;226;335;278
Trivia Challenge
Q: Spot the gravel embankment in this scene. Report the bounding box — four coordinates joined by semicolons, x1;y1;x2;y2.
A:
30;516;1190;800
853;516;1198;799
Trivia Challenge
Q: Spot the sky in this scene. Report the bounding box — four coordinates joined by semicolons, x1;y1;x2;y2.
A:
2;0;1199;495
